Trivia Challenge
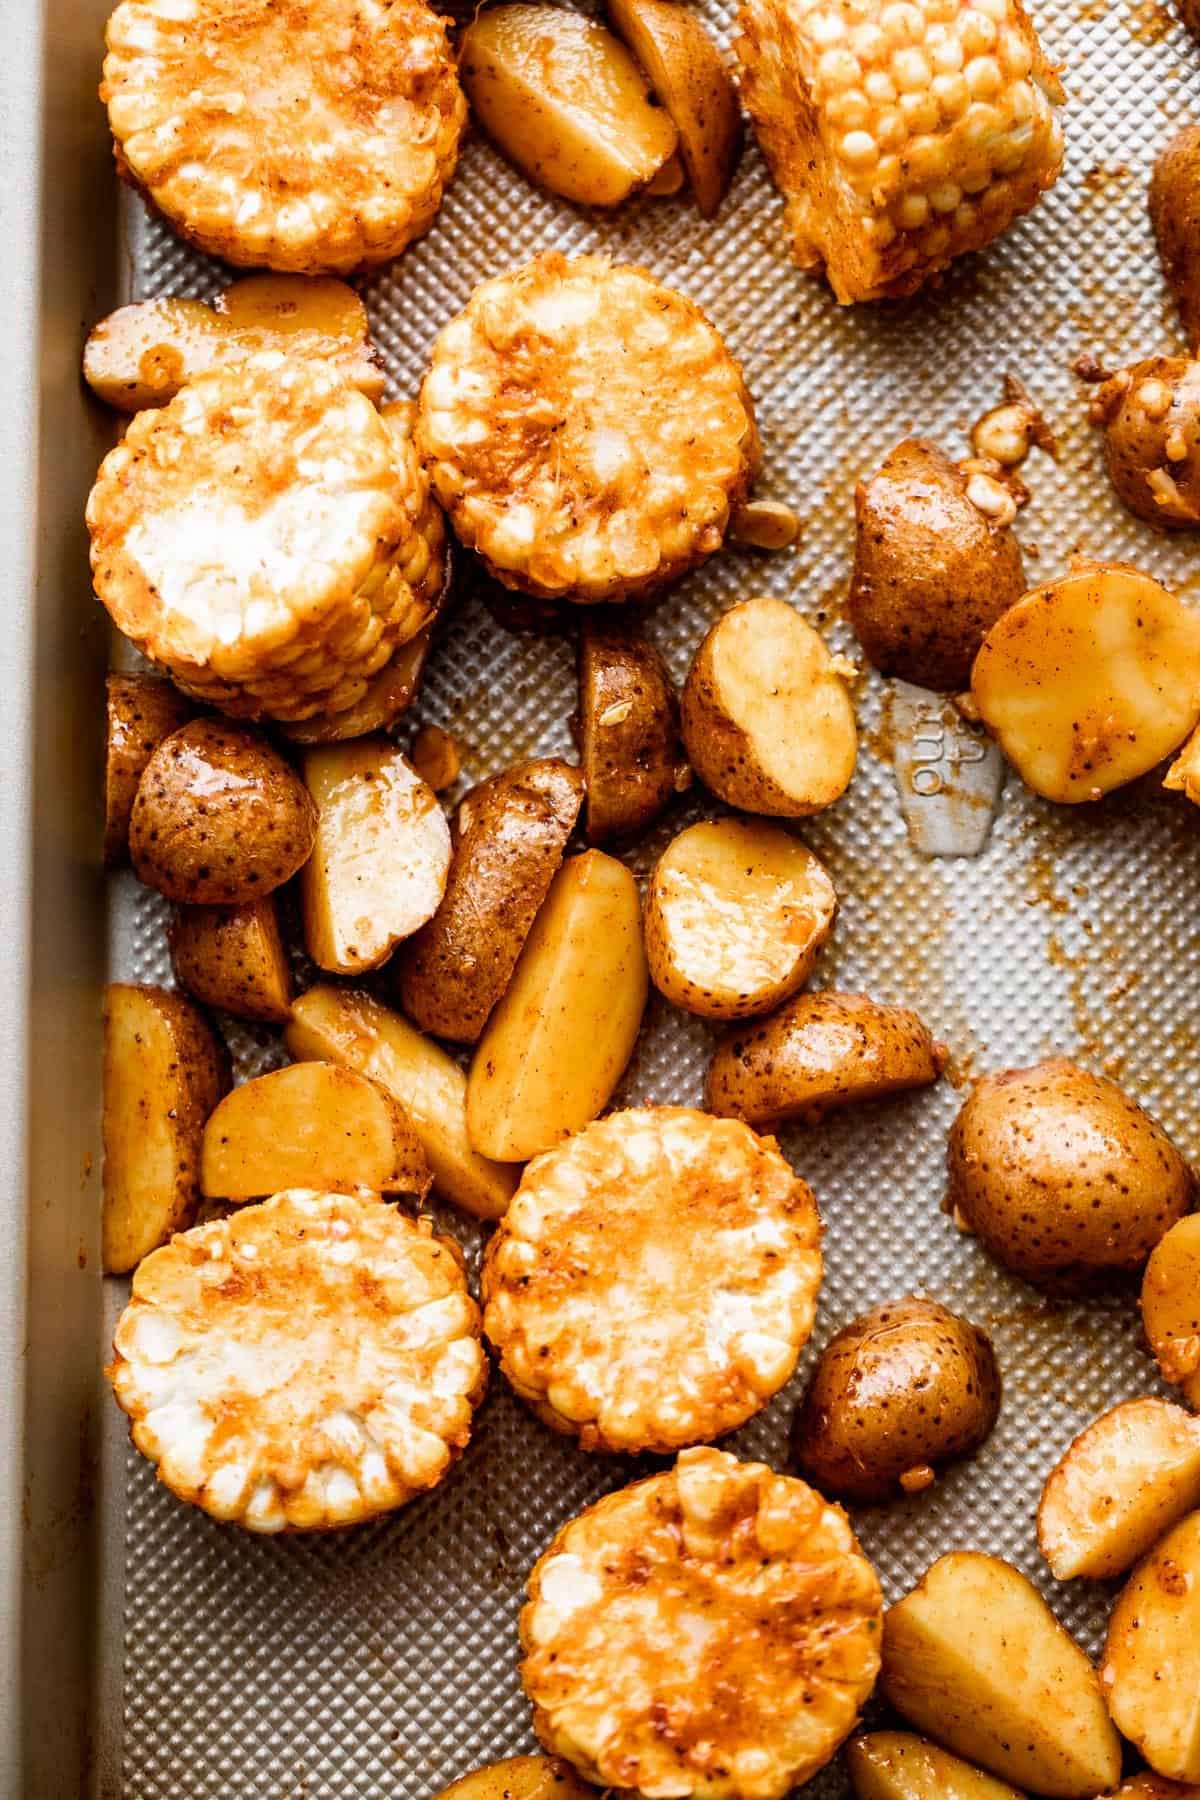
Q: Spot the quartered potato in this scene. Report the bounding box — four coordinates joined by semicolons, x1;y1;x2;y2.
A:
971;561;1200;803
1102;1510;1200;1782
1151;124;1200;344
792;1298;1001;1505
300;738;451;975
1037;1398;1200;1582
169;897;293;1024
606;0;742;215
200;1062;431;1202
578;619;688;843
435;1758;597;1800
707;991;943;1128
644;818;837;1020
285;984;519;1221
1142;1215;1200;1406
466;850;648;1162
459;5;678;207
398;759;584;1043
102;982;229;1275
1091;357;1200;529
846;1732;1027;1800
881;1552;1122;1798
103;672;192;865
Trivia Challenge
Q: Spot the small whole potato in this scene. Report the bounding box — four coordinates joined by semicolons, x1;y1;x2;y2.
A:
849;439;1026;691
792;1298;1001;1505
1151;123;1200;343
1091;357;1200;528
130;719;317;904
947;1059;1194;1288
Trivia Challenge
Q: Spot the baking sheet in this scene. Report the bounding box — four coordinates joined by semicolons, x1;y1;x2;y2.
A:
96;0;1200;1791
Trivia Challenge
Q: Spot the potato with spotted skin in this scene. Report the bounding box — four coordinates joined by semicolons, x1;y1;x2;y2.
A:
606;0;742;215
104;672;193;865
1102;1511;1200;1783
792;1298;1001;1505
578;620;687;843
1151;124;1200;342
435;1759;597;1800
1142;1215;1200;1406
169;897;293;1024
129;719;317;904
1091;358;1200;529
846;1732;1027;1800
706;991;943;1127
947;1060;1194;1289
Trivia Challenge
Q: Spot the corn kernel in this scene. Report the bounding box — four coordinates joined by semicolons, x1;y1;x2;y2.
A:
961;8;998;52
963;98;1003;144
1009;77;1034;120
827;88;872;128
865;67;899;102
881;1;924;45
1000;27;1033;74
877;106;907;148
852;22;889;60
931;32;965;70
818;46;862;91
900;89;941;131
896;191;931;229
893;45;933;87
1136;379;1172;420
808;10;847;46
929;180;963;211
953;199;978;234
842;129;880;167
932;71;969;117
966;54;1003;98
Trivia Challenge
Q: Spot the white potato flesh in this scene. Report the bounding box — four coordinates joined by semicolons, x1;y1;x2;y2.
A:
1038;1398;1200;1581
1103;1510;1200;1782
846;1732;1027;1800
971;562;1200;802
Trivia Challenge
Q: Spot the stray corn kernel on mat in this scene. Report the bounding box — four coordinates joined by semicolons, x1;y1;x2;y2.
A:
101;0;1200;1792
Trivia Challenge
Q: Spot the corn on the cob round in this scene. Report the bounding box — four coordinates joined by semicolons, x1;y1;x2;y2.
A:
417;253;760;602
521;1446;883;1800
101;0;465;275
87;357;445;724
735;0;1065;302
107;1189;487;1532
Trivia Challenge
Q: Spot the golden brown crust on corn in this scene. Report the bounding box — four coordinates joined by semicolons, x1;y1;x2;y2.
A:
101;0;465;274
734;0;1065;302
520;1446;883;1799
417;253;759;601
87;358;445;724
107;1189;486;1532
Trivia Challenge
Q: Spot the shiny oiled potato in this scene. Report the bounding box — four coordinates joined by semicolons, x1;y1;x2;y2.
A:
971;560;1200;803
1165;722;1200;805
1151;124;1200;344
881;1552;1122;1798
1037;1398;1200;1582
681;598;858;817
459;6;678;207
706;991;943;1128
578;619;688;843
846;1732;1026;1800
1111;1779;1200;1800
644;818;836;1020
1091;357;1200;528
1142;1214;1200;1406
849;439;1026;692
435;1757;597;1800
606;0;742;215
169;897;292;1024
947;1060;1194;1288
129;719;317;905
103;672;192;865
792;1298;1001;1505
1102;1510;1200;1782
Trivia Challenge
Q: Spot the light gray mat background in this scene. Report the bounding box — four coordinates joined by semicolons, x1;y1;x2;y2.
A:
99;0;1200;1790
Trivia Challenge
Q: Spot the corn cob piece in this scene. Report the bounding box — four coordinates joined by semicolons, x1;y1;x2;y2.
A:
101;0;465;275
735;0;1065;302
87;358;445;725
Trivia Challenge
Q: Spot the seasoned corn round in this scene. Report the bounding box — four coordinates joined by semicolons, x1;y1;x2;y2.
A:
87;357;445;724
417;254;760;602
521;1446;883;1800
107;1190;487;1532
101;0;466;274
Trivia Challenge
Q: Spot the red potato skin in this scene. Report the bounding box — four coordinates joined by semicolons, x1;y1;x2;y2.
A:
104;672;194;865
1091;357;1200;528
1151;124;1200;344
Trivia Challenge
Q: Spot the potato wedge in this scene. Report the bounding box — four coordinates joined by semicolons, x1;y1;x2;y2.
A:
606;0;742;215
397;759;585;1043
104;672;193;866
881;1551;1122;1798
1111;1779;1200;1800
200;1062;431;1202
409;724;461;792
280;626;437;747
436;1758;597;1800
130;719;317;905
102;982;229;1274
1151;124;1200;346
681;598;857;817
971;561;1200;803
707;990;942;1127
169;898;292;1024
1142;1215;1200;1407
644;818;836;1019
1038;1398;1200;1582
846;1732;1027;1800
579;619;688;843
466;850;648;1162
459;6;678;207
1102;1510;1200;1782
300;738;451;975
285;984;520;1220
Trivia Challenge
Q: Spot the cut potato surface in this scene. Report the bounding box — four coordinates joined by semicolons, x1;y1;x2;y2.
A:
607;0;742;215
436;1758;598;1800
200;1063;431;1203
104;672;192;866
169;898;293;1025
1166;723;1200;803
460;6;678;207
102;983;230;1276
681;599;857;817
1142;1215;1200;1406
846;1732;1027;1800
107;1190;486;1531
102;0;465;273
285;985;519;1221
881;1551;1121;1797
417;253;758;601
578;619;687;843
521;1446;883;1799
644;818;837;1019
466;850;648;1162
1038;1398;1200;1581
1102;1510;1200;1781
483;1106;822;1453
301;739;451;976
971;561;1200;802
